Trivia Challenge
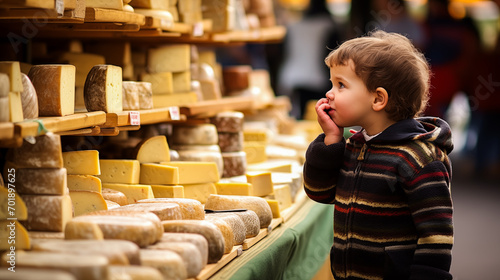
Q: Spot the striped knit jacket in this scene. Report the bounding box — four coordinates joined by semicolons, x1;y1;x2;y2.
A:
303;117;454;280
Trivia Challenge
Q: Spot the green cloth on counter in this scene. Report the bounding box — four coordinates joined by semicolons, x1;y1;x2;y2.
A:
211;198;334;280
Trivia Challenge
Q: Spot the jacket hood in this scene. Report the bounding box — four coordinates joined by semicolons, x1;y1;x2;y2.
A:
351;117;454;154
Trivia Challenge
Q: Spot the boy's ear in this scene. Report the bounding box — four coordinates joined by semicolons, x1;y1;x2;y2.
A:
372;87;389;112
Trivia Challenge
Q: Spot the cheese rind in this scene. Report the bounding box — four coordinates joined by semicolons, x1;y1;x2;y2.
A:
230;210;260;238
67;175;102;193
145;242;203;278
134;135;171;163
156;232;209;267
14;168;67;195
0;61;22;92
21;194;73;232
202;218;234;254
210;111;244;133
221;151;246;178
28;64;75;116
147;44;190;73
111;202;183;221
0;220;30;251
137;81;153;109
183;182;217;204
139;249;188;280
205;194;272;228
84;64;123;113
98;159;140;184
5;133;63;168
102;183;154;204
138;198;204;220
161;220;225;263
69;190;108;216
101;187;128;205
206;213;246;245
108;265;164;280
62;150;101;175
20;73;38;119
171;124;218;145
122;81;140;110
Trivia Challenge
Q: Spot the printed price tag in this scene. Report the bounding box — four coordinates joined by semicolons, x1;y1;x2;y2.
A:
55;0;65;16
193;22;204;37
169;106;180;121
129;111;141;125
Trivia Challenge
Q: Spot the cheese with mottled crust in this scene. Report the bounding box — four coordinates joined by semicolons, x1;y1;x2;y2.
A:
139;249;188;280
138;198;204;220
84;64;123;113
15;168;67;195
22;194;73;232
205;194;272;228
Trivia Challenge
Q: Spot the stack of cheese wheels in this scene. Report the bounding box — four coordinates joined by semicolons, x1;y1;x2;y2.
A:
4;133;72;233
170;123;224;178
122;81;154;110
210;111;247;178
63;150;108;216
0;61;25;122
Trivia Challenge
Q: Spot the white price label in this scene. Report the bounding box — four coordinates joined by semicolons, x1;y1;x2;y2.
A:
193;22;204;37
169;106;180;121
55;0;65;16
129;111;141;125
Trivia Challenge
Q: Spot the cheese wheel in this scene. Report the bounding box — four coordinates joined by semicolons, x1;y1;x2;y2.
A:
137;81;153;109
0;268;76;280
230;210;260;238
111;202;182;221
134;135;171;163
102;188;128;206
86;210;163;241
221;151;247;178
210;111;244;133
69;190;108;216
14;168;67;195
3;251;109;280
204;218;234;254
122;81;140;110
139;249;188;280
28;64;75;116
205;194;272;228
64;219;104;240
171;124;218;145
206;213;246;245
223;65;252;92
20;73;38;119
161;220;224;263
108;265;163;280
84;64;123;113
156;233;209;266
138;198;204;220
145;242;202;278
0;220;30;251
218;131;243;152
21;194;73;232
5;133;63;169
0;73;10;97
105;200;121;210
32;239;141;265
65;215;159;247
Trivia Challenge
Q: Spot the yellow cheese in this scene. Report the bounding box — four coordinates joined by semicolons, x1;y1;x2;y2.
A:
139;249;188;280
203;218;233;254
134;135;170;163
270;184;293;211
0;96;9;122
147;44;190;73
246;160;293;173
102;183;154;204
21;194;73;232
266;199;281;218
105;200;121;210
161;220;224;263
65;220;104;240
69;190;108;216
171;123;218;145
32;239;141;265
111;202;182;221
243;129;268;142
102;188;128;205
0;220;30;251
108;265;164;280
215;182;253;196
5;133;63;168
272;171;302;202
67;175;102;193
0;73;9;97
205;194;272;228
98;159;140;184
14;168;67;195
2;251;109;280
152;91;198;108
28;64;75;116
122;81;140;110
86;0;124;10
160;161;219;184
62;150;100;175
156;232;209;267
138;198;204;220
172;71;191;93
129;0;169;10
140;163;179;185
243;141;267;163
84;41;132;68
140;72;173;95
20;72;38;119
66;214;159;247
246;171;273;197
84;64;123;114
199;79;222;100
57;52;105;87
183;182;216;204
8;91;23;122
0;268;76;280
151;184;184;199
0;61;23;92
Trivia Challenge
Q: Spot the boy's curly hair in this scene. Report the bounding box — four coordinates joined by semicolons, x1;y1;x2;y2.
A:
324;30;430;121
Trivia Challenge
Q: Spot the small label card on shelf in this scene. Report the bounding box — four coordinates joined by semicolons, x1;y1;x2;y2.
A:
193;22;204;37
129;111;140;125
169;106;180;120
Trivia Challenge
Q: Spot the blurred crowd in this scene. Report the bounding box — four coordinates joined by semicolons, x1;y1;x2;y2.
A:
270;0;500;177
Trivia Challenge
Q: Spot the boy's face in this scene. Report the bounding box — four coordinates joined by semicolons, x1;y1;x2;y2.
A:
325;60;375;128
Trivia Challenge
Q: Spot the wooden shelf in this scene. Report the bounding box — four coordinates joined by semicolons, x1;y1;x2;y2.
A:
0;122;14;140
180;96;256;117
84;8;145;25
193;246;243;280
102;107;185;128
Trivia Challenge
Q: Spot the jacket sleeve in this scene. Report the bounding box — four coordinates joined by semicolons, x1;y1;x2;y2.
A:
405;161;453;280
302;133;346;204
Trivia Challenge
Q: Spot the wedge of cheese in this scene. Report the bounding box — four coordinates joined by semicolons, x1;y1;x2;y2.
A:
151;184;184;199
140;72;173;95
140;163;179;185
67;175;102;193
84;64;123;113
102;183;154;204
0;220;30;251
134;135;170;163
215;182;253;196
8;91;24;122
0;61;23;92
246;171;273;197
69;190;108;216
28;64;75;116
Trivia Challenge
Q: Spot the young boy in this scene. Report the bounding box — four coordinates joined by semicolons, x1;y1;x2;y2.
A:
303;30;454;280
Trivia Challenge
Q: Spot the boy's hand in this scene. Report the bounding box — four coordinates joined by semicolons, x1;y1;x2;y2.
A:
316;98;344;145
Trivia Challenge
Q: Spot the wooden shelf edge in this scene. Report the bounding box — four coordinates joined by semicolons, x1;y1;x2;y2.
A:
192;245;242;280
180;96;254;117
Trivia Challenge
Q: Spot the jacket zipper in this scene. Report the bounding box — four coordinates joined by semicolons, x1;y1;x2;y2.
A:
344;143;367;277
